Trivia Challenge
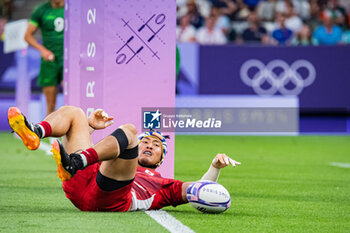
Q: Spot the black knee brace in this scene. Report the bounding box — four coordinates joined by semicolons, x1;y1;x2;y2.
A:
96;171;134;191
118;145;138;160
110;128;128;154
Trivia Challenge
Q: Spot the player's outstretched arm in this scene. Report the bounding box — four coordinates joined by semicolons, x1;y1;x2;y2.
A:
181;154;241;202
201;153;240;182
88;109;114;134
24;23;55;61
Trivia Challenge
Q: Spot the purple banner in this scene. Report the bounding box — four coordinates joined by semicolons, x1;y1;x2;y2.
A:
79;1;105;120
197;45;350;110
64;0;176;178
63;1;68;98
103;0;176;178
64;0;81;106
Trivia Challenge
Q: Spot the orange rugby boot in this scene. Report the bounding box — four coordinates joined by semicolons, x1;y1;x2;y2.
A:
8;107;40;150
51;140;84;181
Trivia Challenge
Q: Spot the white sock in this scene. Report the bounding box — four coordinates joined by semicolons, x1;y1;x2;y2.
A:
79;154;88;167
38;124;45;138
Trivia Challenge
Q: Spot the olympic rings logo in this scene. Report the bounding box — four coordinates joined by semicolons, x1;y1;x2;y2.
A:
240;59;316;96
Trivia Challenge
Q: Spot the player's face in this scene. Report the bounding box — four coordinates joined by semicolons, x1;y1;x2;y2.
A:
138;137;163;167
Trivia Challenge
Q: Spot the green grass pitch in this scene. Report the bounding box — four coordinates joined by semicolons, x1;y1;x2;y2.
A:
1;132;349;232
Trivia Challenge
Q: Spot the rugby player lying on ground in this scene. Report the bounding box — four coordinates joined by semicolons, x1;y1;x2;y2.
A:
8;106;240;212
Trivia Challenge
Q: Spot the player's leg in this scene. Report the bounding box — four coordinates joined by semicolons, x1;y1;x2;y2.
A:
52;124;139;183
8;105;90;151
50;106;92;181
43;86;58;116
56;125;139;212
38;59;61;116
97;124;139;182
45;106;91;153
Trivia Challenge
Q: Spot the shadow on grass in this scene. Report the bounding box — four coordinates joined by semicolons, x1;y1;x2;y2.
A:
165;208;246;217
0;185;62;193
1;205;167;215
0;204;79;213
2;203;264;217
231;191;346;203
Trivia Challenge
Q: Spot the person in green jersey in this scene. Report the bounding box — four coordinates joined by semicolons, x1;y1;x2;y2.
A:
24;0;64;116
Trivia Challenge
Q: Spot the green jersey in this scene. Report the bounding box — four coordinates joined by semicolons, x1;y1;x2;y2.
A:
30;2;64;57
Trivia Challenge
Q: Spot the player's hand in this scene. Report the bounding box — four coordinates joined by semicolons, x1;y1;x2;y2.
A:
41;48;55;61
212;153;240;169
88;109;114;130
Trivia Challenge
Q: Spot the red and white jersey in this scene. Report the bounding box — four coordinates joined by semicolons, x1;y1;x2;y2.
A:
63;164;185;212
129;167;185;211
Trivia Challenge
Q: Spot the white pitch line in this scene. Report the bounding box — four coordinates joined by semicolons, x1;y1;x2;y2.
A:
330;162;350;168
145;210;195;233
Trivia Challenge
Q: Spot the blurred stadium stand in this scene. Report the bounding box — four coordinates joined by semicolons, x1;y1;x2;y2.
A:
176;0;350;45
0;0;62;130
1;0;349;133
8;0;44;20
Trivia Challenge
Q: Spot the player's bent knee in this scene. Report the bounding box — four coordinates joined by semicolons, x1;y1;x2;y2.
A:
96;170;134;191
110;127;138;158
65;106;87;122
122;123;137;136
110;128;129;154
58;105;70;112
71;106;85;117
120;123;138;146
118;145;138;160
59;105;84;116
